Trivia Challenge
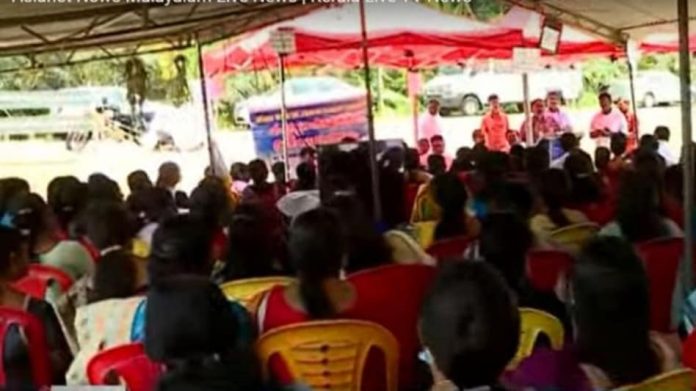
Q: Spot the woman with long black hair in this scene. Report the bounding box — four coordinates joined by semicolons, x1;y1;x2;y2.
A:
256;207;353;332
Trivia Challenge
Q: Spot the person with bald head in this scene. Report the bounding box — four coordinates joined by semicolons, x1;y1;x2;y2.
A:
156;162;189;209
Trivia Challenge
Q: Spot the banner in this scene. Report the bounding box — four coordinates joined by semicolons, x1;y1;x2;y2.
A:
250;96;368;166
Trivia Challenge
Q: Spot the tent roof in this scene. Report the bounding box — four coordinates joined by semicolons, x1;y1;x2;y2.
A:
493;6;622;60
0;3;317;59
504;0;696;43
203;2;523;74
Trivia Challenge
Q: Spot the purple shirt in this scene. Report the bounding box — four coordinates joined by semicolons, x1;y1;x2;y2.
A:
504;346;591;391
547;108;573;134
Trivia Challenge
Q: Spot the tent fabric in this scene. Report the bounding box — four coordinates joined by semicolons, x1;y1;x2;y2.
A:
493;6;623;60
502;0;696;43
0;3;318;58
641;33;696;53
203;2;524;75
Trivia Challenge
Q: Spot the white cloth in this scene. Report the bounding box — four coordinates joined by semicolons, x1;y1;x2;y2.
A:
590;108;628;148
417;112;443;140
550;152;570;169
276;190;320;218
658;140;678;166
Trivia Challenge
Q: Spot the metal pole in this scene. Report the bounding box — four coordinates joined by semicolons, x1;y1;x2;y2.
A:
678;0;694;273
278;54;291;182
359;0;382;222
522;72;532;145
627;56;640;137
196;37;215;175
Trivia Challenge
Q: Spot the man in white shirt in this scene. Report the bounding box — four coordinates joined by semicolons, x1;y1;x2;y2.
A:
418;99;443;141
655;126;678;166
590;92;627;148
546;90;573;135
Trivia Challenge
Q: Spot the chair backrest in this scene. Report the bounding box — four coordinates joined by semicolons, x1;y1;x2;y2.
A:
220;276;295;308
348;264;436;389
510;308;564;369
576;201;615;226
613;369;695;391
87;343;163;391
426;236;472;260
13;264;74;300
683;332;696;372
548;222;600;254
0;308;52;388
635;237;684;332
525;250;573;293
256;320;399;391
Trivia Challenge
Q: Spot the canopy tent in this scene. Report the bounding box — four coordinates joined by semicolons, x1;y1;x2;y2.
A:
503;0;696;43
493;6;623;61
0;2;319;71
641;33;696;53
202;2;525;75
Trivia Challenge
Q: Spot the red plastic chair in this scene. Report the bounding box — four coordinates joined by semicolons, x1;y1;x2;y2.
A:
348;264;437;390
635;237;684;333
87;343;163;391
13;264;74;300
525;250;574;293
0;308;52;388
683;332;696;372
426;236;472;259
574;201;615;226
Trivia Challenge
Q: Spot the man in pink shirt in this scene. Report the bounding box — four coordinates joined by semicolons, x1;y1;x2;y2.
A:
418;99;443;141
590;92;627;148
546;90;573;135
480;94;510;152
520;98;556;145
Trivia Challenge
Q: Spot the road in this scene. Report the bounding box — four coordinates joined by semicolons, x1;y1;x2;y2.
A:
0;105;691;197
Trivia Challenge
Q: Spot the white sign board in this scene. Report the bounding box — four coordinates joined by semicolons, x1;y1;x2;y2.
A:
270;28;296;55
513;47;541;71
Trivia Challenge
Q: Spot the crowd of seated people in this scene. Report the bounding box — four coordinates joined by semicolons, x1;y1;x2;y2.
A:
0;122;694;391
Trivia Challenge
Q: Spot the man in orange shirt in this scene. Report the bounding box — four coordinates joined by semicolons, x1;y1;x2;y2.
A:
480;94;510;152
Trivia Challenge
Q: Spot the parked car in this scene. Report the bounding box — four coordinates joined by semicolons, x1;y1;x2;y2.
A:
423;67;583;116
233;76;364;126
607;70;695;108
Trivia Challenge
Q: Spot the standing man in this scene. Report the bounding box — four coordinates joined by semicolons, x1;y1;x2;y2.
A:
418;99;444;141
520;98;555;145
616;97;638;152
546;90;573;135
590;92;627;149
480;94;510;152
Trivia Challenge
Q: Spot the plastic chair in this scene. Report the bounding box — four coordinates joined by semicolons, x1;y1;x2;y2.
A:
683;332;696;372
635;237;684;332
348;264;436;389
525;250;573;293
220;276;295;308
87;343;163;391
548;222;600;254
257;320;399;391
0;308;52;388
613;368;695;391
426;236;472;260
509;308;564;369
576;201;615;226
13;264;74;300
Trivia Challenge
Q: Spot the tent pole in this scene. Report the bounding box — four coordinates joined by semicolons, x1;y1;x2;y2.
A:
522;72;532;145
678;0;694;272
359;0;382;222
278;54;291;182
626;55;640;137
196;36;216;175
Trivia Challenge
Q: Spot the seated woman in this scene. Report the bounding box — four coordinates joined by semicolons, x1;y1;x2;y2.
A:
508;237;679;391
600;171;682;242
217;204;278;283
46;176;87;240
405;148;431;185
66;214;252;385
7;193;93;281
145;276;266;391
564;150;604;206
530;169;589;247
420;262;519;391
324;195;392;273
256;207;353;333
0;227;72;388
